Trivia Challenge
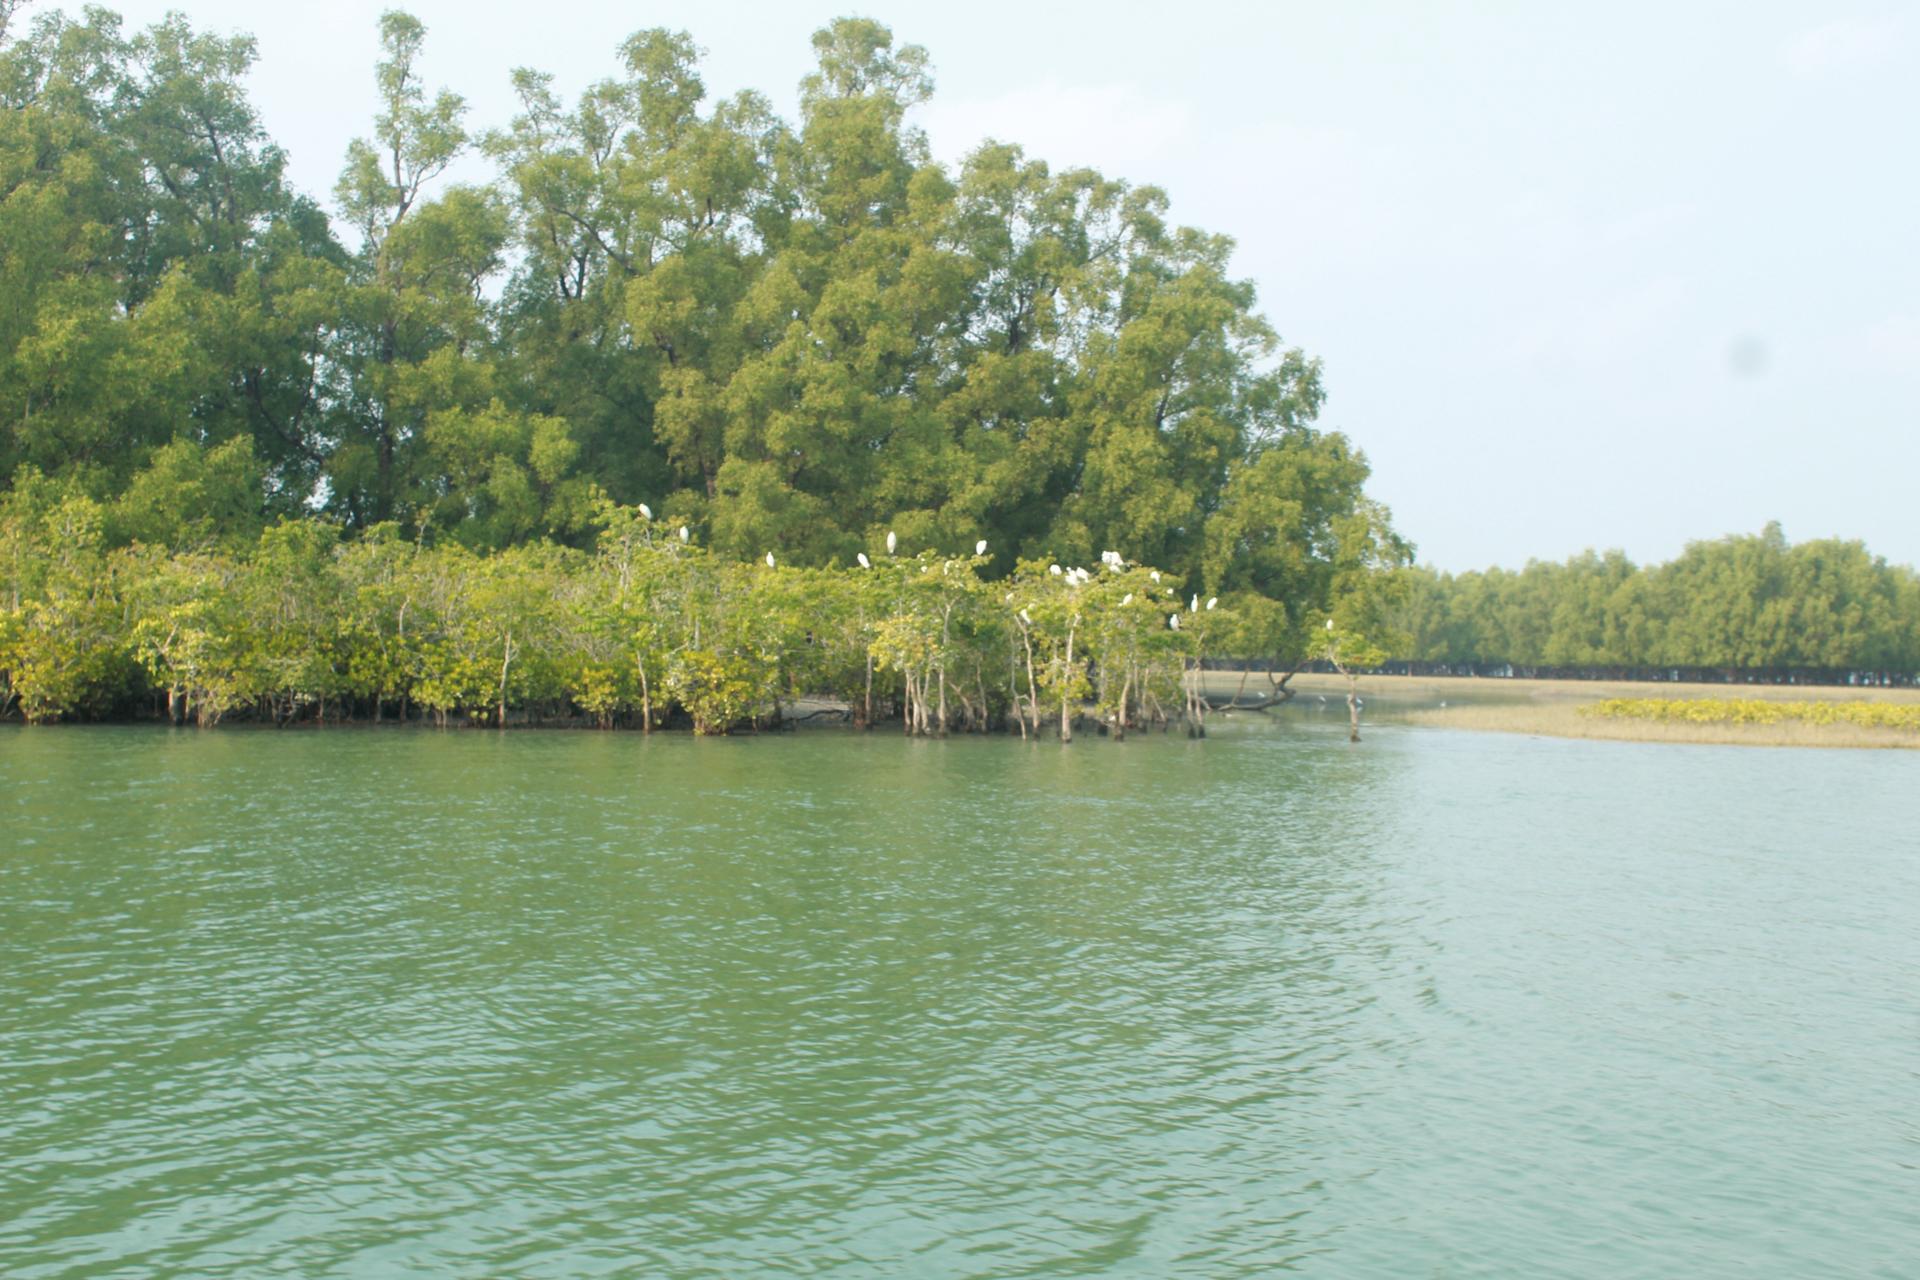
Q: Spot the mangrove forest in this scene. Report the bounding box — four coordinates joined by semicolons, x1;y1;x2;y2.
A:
3;5;1915;728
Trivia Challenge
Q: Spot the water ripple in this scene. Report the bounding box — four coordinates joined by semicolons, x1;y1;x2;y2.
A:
2;725;1917;1277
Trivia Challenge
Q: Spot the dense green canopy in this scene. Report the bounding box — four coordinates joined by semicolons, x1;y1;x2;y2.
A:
0;7;1402;657
1399;524;1920;676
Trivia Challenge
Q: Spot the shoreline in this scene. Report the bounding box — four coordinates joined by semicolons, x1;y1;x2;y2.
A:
11;676;1920;750
1264;672;1920;750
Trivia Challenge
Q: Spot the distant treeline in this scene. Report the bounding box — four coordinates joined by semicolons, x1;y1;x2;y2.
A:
1393;525;1920;681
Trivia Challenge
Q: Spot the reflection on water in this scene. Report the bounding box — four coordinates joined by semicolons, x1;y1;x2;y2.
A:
2;724;1916;1277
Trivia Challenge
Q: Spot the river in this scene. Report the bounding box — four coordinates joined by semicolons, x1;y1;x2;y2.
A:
2;722;1915;1277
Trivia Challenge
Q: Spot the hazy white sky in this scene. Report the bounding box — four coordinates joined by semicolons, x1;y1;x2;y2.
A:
63;0;1920;570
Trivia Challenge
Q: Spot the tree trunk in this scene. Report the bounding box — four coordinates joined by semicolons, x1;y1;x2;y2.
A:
497;632;513;728
1022;632;1041;738
1059;630;1075;743
637;654;652;734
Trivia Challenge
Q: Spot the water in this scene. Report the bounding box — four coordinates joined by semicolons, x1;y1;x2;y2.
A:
2;721;1916;1278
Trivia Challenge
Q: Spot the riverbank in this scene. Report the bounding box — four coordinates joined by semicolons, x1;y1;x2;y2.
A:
1252;672;1920;749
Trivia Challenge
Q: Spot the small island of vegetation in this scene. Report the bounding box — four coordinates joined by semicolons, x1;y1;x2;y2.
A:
1;5;1915;743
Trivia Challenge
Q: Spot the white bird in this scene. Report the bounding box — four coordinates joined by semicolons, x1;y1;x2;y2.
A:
1122;593;1133;605
886;530;897;554
1169;614;1181;630
678;526;689;543
857;552;871;569
1150;570;1161;582
765;552;776;568
1020;608;1032;624
1190;594;1199;612
1049;564;1063;576
638;502;652;521
1206;597;1218;611
976;539;988;556
1326;618;1335;631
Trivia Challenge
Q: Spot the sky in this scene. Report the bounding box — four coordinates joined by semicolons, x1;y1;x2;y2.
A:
52;0;1920;571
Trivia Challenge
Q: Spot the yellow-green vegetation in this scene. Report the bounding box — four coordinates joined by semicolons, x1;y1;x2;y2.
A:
1288;674;1920;750
3;493;1325;735
1584;698;1920;732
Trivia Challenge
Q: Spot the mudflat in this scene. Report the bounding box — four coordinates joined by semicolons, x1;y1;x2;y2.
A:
1214;671;1920;749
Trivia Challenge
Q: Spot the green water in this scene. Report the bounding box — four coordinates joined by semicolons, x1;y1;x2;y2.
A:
2;722;1916;1277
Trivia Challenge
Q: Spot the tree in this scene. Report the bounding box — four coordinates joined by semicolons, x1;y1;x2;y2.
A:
331;9;475;528
1321;619;1387;743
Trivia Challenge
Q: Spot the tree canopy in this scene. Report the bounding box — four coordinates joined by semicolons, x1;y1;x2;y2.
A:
0;6;1403;647
1398;524;1920;677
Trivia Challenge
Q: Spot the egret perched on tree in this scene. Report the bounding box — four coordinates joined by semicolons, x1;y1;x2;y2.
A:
1049;564;1063;576
765;552;776;568
1190;594;1199;612
1122;593;1133;605
678;526;689;543
1150;570;1161;582
1169;614;1181;630
857;552;871;569
886;530;897;555
1206;597;1218;611
1019;608;1032;624
1326;618;1335;631
975;539;988;556
638;503;652;521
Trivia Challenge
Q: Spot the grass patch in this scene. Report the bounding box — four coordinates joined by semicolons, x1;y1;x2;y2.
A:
1397;702;1920;749
1197;672;1920;748
1585;697;1920;731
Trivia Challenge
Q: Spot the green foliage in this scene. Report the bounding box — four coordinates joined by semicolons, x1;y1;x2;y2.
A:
1;476;137;719
1399;523;1920;674
19;7;1905;720
2;6;1402;632
664;649;769;735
